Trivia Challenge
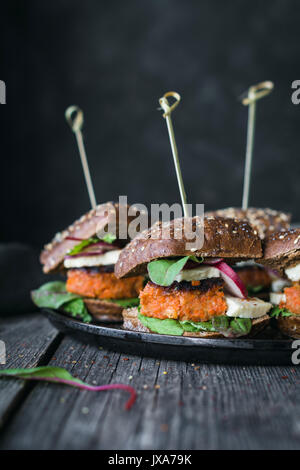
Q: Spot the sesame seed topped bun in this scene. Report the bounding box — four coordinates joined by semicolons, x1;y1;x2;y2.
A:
261;228;300;273
205;207;291;239
40;202;137;274
115;216;262;279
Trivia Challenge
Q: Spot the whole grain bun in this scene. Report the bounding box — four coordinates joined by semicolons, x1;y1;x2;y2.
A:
261;229;300;273
40;202;142;274
123;307;269;338
115;216;262;278
205;207;291;239
277;315;300;339
83;298;122;322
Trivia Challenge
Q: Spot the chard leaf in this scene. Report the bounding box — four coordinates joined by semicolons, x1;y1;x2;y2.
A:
179;321;199;332
63;298;92;323
68;237;99;256
31;282;80;309
0;366;84;383
139;314;253;337
0;367;136;410
138;313;184;336
147;256;191;286
230;317;252;335
212;316;230;331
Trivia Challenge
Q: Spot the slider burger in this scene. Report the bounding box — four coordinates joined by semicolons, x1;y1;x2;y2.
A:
205;207;291;298
261;229;300;338
114;216;272;338
32;203;144;322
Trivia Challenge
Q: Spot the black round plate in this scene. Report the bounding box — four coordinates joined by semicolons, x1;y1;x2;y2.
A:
43;309;296;365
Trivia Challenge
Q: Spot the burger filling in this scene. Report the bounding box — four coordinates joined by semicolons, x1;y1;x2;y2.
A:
270;283;300;317
234;264;272;295
269;263;300;318
63;235;144;306
67;268;144;301
31;234;144;323
64;250;121;268
285;263;300;282
137;258;271;337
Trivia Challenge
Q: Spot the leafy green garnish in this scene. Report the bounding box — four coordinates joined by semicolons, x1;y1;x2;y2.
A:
270;306;294;318
67;233;116;257
211;316;230;331
230;317;252;335
0;367;136;410
31;282;91;323
247;285;264;295
63;298;92;323
179;321;199;332
67;237;99;256
31;281;79;309
108;298;140;308
0;366;84;384
138;313;252;337
138;313;184;336
102;233;117;244
147;256;203;287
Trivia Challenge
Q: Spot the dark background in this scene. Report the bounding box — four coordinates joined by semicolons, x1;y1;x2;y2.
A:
1;0;299;247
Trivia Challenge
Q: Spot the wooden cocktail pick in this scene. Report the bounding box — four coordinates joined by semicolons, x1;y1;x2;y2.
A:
240;81;274;210
158;91;189;217
65;105;97;210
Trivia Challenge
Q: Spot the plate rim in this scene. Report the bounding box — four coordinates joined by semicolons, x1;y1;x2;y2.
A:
43;308;293;351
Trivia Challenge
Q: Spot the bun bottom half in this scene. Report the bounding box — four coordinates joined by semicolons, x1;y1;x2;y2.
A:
277;315;300;339
84;298;123;322
123;308;269;338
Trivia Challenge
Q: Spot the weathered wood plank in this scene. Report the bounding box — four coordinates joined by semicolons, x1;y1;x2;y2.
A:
0;313;61;429
1;331;300;450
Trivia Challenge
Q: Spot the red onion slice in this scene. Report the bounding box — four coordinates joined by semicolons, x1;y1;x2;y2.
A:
66;237;85;241
265;267;281;280
213;261;247;299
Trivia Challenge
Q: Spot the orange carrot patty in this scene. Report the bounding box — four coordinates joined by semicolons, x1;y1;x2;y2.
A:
281;284;300;314
139;280;227;322
66;269;144;299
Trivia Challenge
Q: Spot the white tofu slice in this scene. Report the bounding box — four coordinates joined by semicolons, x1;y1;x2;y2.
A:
271;278;290;293
285;263;300;282
225;295;272;318
235;260;257;268
270;292;286;305
64;249;122;268
174;266;220;282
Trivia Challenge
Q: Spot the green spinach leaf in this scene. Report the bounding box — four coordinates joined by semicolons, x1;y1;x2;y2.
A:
138;313;184;336
31;281;79;309
63;298;92;323
147;256;203;286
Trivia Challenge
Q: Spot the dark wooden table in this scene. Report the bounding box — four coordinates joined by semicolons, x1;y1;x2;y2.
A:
1;312;300;450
